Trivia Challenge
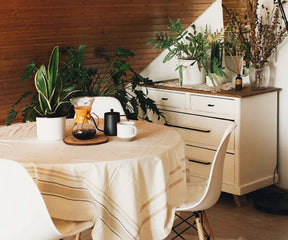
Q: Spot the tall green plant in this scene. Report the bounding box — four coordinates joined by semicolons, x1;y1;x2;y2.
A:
148;18;210;85
6;45;164;125
62;45;164;121
148;17;228;86
204;29;228;86
34;46;78;117
5;46;79;125
148;18;209;64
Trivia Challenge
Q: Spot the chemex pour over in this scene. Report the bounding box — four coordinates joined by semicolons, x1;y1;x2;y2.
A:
70;97;98;140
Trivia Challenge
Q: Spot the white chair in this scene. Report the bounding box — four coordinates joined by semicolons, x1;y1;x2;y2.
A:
91;96;126;119
172;123;237;240
0;159;94;240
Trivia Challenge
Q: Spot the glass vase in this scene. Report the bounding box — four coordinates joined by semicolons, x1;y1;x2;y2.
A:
249;63;270;89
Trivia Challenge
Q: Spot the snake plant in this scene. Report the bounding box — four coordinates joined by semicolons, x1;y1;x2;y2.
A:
34;46;78;117
5;46;79;124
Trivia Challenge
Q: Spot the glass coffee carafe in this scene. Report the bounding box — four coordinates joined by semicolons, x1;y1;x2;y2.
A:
70;97;97;140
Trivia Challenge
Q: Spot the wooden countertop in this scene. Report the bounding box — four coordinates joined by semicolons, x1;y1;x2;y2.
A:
141;81;281;98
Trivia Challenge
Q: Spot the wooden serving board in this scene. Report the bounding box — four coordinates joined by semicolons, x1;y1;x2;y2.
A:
63;135;108;146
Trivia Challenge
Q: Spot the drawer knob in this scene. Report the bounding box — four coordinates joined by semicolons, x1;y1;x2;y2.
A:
207;104;215;107
161;97;168;101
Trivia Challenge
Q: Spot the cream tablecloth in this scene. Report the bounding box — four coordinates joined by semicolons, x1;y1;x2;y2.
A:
0;120;186;240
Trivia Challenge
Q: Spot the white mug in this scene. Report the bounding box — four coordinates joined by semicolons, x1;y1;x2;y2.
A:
117;121;137;140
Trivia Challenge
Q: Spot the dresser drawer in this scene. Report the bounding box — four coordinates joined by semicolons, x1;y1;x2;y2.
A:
163;111;235;152
190;95;235;119
147;89;186;109
186;145;235;185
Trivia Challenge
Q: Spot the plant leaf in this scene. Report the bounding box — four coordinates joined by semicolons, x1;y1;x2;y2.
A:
47;46;59;96
21;60;37;82
34;65;48;98
115;48;135;58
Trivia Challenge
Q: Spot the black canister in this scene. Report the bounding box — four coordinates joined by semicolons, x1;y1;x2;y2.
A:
104;109;120;136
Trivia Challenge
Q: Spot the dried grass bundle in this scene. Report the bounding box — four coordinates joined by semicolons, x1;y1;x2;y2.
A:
224;0;288;68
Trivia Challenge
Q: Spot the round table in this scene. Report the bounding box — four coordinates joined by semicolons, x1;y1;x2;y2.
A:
0;120;187;240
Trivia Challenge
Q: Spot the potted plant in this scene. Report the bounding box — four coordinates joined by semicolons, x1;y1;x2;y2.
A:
6;45;164;126
61;45;164;121
6;46;79;140
34;46;79;140
148;18;210;86
204;29;228;87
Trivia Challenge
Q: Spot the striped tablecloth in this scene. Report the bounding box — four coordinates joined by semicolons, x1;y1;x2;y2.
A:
0;120;186;240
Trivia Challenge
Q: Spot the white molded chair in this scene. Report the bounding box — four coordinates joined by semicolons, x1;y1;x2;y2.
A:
172;123;237;240
0;159;93;240
91;96;126;119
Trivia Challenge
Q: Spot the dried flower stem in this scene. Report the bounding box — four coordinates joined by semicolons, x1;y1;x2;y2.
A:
245;0;287;67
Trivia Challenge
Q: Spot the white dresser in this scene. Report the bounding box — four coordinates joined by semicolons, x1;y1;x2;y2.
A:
144;85;279;202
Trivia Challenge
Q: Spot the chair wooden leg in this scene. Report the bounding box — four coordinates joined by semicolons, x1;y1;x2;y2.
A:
202;210;214;240
75;233;81;240
195;212;205;240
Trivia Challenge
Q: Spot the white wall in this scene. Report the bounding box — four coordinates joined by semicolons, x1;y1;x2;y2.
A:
140;0;224;81
275;40;288;189
260;0;288;188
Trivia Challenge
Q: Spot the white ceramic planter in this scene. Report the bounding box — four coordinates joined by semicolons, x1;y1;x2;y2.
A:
178;59;205;86
36;117;66;141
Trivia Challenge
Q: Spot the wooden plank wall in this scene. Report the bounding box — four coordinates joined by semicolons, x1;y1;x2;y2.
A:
0;0;244;124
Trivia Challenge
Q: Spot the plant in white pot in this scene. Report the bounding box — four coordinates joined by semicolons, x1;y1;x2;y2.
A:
34;46;72;140
148;18;210;86
6;46;79;140
204;29;228;87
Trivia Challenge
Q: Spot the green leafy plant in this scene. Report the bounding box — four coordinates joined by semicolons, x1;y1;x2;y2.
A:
34;46;79;117
148;17;229;86
148;18;210;85
204;29;228;86
6;45;164;125
5;46;79;125
62;45;164;121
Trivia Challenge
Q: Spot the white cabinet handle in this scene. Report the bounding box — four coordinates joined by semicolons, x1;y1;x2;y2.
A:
161;97;168;101
207;104;215;107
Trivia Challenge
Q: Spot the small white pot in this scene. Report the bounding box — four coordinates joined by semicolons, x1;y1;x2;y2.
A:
36;117;66;141
178;59;205;86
